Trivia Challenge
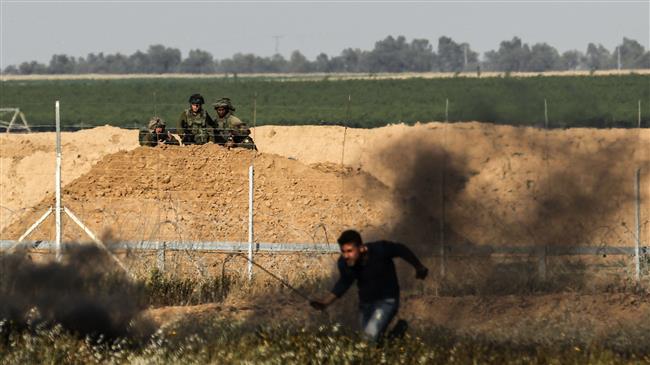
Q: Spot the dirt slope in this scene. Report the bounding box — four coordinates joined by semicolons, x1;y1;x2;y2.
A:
1;144;391;243
2;122;648;251
0;126;139;232
254;123;650;248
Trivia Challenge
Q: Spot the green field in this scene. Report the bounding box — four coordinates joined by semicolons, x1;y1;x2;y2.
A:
1;75;648;129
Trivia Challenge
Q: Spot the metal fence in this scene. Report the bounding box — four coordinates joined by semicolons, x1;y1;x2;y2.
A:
1;101;648;288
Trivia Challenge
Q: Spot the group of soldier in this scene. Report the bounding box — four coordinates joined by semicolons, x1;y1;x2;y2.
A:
139;94;254;149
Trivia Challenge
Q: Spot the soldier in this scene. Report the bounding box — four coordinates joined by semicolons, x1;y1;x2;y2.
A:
139;117;177;147
212;97;253;148
177;93;216;145
310;230;428;342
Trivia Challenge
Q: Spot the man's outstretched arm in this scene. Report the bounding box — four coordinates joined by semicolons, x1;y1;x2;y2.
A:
386;242;429;279
310;261;354;310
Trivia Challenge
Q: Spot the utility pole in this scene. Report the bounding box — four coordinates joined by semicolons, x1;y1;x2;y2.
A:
617;46;622;70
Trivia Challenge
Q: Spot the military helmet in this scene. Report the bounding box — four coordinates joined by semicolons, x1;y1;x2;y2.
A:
212;97;236;112
148;116;166;130
188;93;205;105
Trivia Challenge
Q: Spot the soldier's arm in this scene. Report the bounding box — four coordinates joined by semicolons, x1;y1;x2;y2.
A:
142;132;156;147
231;116;250;135
206;113;217;128
205;113;216;143
177;112;190;143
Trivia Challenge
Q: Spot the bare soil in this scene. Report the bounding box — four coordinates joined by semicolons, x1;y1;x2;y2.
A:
2;122;649;339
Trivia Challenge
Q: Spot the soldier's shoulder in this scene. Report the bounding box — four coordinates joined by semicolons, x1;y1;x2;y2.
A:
229;115;245;125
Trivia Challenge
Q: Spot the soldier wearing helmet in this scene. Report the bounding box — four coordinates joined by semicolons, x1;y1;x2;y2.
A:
213;97;252;147
177;93;217;145
139;117;177;147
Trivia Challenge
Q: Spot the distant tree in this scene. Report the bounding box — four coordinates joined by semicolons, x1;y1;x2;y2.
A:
408;38;436;72
584;43;613;70
366;35;409;72
527;43;561;72
560;50;585;70
103;53;130;73
267;54;288;72
147;45;181;73
437;36;477;72
314;53;331;72
18;61;47;74
128;51;151;73
484;37;531;72
2;65;18;74
334;48;365;72
48;54;76;74
615;37;649;69
179;49;215;73
288;50;311;73
5;36;648;75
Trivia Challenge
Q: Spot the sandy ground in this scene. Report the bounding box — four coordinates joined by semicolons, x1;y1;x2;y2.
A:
143;291;650;345
2;123;648;251
0;126;139;232
2;122;650;341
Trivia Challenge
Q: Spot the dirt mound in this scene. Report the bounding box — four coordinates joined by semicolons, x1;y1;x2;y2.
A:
2;122;648;252
1;144;391;243
0;126;139;232
254;123;650;247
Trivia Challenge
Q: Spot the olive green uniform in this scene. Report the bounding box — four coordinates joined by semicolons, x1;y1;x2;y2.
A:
140;131;178;147
177;109;216;145
215;112;250;137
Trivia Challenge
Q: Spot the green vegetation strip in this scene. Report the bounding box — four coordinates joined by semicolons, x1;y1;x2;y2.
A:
2;321;649;364
1;75;648;129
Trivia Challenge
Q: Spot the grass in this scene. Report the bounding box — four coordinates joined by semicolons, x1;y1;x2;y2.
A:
3;248;650;363
2;320;649;364
1;74;648;129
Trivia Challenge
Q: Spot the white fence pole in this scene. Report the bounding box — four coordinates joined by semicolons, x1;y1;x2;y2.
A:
639;100;642;129
248;165;254;281
18;208;53;242
55;101;62;262
544;98;549;129
635;168;641;283
445;98;449;122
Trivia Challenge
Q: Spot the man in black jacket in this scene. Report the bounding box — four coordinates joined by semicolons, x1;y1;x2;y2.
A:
310;230;428;341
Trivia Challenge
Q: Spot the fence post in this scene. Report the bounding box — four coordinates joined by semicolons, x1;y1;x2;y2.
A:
248;165;254;281
538;245;547;281
544;98;549;129
55;101;62;262
635;168;641;283
638;100;642;128
157;242;166;272
445;98;449;122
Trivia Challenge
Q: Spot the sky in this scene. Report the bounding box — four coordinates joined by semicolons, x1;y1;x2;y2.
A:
1;0;649;68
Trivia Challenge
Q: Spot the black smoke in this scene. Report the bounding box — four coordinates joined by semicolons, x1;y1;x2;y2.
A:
0;245;149;340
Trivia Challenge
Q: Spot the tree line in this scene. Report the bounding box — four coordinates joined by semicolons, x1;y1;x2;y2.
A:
3;35;649;75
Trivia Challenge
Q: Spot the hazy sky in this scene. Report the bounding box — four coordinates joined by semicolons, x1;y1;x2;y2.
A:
1;1;649;67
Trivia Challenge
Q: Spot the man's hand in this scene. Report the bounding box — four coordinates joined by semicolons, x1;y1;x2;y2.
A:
309;300;327;311
415;266;429;280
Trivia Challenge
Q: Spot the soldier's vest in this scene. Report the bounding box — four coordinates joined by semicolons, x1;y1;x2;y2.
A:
185;109;210;144
216;114;233;130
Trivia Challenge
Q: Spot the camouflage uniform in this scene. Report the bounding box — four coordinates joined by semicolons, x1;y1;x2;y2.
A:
139;117;177;147
212;98;251;146
177;108;216;145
